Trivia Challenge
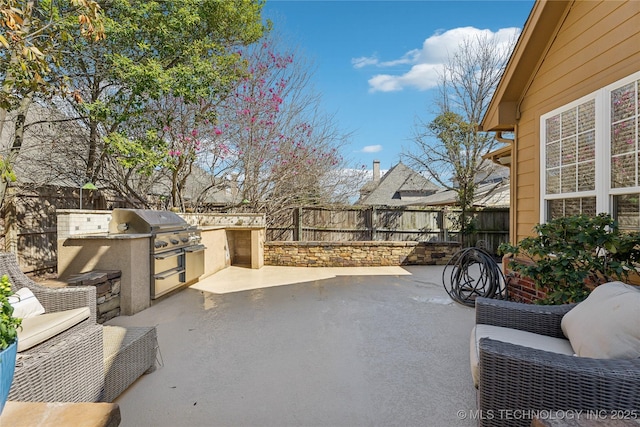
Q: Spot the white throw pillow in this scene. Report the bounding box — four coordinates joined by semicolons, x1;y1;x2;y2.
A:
8;287;45;319
561;281;640;359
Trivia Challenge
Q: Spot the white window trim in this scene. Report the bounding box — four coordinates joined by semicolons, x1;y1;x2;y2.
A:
539;70;640;223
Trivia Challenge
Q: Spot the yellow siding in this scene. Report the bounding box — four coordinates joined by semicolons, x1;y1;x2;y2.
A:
513;0;640;243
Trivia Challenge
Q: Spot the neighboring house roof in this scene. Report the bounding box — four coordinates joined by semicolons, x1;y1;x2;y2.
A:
150;166;239;206
406;179;510;208
357;162;441;206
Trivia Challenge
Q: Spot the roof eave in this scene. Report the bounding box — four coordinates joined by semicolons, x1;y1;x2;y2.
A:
481;0;573;132
483;145;512;167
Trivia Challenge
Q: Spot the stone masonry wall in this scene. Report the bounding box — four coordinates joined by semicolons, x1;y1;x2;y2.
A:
264;241;461;267
66;270;121;323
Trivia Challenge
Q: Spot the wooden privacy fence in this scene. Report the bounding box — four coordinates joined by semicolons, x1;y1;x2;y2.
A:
2;185;509;274
267;206;510;256
1;185;128;274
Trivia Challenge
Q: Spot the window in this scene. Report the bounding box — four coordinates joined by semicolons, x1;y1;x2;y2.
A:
541;71;640;228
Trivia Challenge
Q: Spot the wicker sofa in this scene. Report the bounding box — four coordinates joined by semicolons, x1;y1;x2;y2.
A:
0;253;104;402
471;284;640;427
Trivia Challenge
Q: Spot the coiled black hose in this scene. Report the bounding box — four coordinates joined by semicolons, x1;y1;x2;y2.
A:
442;247;507;307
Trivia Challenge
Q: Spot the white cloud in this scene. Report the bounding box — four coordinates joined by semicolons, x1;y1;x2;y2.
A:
360;145;383;153
378;49;421;67
352;55;379;69
367;75;402;92
355;26;521;93
369;63;441;93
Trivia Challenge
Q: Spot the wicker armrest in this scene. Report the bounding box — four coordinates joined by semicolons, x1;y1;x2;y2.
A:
27;283;97;323
475;297;577;338
0;252;97;322
478;338;640;426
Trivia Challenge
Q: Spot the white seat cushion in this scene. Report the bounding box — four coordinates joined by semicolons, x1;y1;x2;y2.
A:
561;281;640;359
17;307;90;352
470;324;575;387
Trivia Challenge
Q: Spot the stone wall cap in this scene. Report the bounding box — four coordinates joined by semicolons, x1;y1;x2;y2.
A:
266;241;458;246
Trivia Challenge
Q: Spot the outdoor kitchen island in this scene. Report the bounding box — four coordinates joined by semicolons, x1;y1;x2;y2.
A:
58;231;152;315
57;209;265;316
58;209;205;315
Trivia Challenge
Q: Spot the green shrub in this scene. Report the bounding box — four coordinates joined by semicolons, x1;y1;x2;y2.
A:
498;213;640;304
0;275;21;350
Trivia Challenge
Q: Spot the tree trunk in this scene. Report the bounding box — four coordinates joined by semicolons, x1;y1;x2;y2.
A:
0;1;36;209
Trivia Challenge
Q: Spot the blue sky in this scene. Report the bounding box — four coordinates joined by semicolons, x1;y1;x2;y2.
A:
262;0;535;174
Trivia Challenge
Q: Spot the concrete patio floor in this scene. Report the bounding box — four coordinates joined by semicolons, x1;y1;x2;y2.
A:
106;265;477;427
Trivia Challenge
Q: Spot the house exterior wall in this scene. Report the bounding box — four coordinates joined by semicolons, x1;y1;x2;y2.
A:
513;0;640;242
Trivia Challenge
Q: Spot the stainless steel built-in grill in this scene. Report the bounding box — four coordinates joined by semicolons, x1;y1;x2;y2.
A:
109;209;205;299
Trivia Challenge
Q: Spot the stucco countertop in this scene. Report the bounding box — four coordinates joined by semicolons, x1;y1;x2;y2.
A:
199;225;264;231
199;226;226;231
65;232;152;240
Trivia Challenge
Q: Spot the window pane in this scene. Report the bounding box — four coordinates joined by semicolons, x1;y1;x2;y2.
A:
548;199;564;219
544;99;595;200
561;136;576;165
578;130;595;162
577;161;595;191
547;197;596;220
610;80;639;190
612;82;636;122
547;141;560;168
614;194;640;231
546;115;561;142
561;109;576;137
561;165;576;193
578;99;595;132
565;198;580;215
546;169;560;194
611;118;636;155
581;197;596;216
543;72;640;225
612;153;636;188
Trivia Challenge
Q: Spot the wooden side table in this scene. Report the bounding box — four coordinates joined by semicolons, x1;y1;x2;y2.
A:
0;401;121;426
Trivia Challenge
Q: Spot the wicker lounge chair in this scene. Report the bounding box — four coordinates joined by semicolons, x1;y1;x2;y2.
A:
473;296;640;427
0;253;104;402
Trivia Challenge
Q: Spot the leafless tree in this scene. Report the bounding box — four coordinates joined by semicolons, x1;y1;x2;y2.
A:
404;32;516;243
214;33;364;227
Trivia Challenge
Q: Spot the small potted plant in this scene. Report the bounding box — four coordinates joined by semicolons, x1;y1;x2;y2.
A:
0;274;21;414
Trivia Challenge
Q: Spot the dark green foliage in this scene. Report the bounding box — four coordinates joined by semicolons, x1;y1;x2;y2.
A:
0;275;21;351
498;214;640;304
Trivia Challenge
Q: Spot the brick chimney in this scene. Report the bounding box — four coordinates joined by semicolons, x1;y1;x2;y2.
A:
373;160;380;183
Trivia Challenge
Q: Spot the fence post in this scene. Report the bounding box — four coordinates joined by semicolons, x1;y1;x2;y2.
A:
371;207;377;240
441;208;449;241
293;207;302;241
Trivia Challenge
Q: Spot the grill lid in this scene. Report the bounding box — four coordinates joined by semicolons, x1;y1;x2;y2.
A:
109;208;189;234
